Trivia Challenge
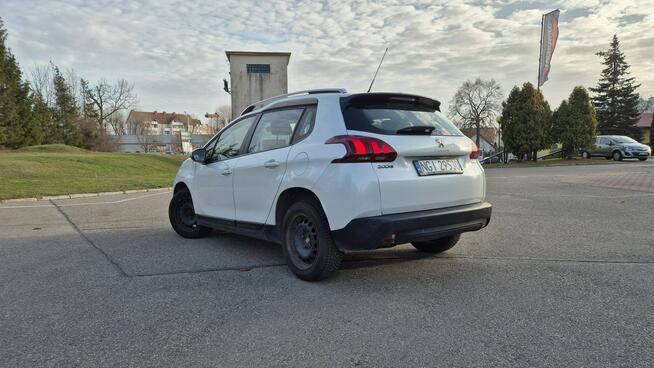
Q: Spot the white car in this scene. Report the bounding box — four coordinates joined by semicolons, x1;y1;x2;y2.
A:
169;89;492;281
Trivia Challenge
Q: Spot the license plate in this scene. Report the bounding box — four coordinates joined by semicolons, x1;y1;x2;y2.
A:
413;159;463;176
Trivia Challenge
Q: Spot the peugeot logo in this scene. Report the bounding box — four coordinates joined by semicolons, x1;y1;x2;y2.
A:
435;138;445;148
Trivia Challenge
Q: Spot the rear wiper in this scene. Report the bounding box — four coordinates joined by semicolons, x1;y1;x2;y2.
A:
396;126;435;135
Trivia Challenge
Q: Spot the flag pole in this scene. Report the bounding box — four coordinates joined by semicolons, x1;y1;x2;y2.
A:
537;13;544;92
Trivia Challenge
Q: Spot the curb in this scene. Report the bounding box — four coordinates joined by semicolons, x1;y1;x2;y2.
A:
0;187;172;204
484;161;618;169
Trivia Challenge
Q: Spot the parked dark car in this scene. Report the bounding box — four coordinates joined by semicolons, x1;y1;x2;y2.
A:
581;135;650;161
481;155;501;164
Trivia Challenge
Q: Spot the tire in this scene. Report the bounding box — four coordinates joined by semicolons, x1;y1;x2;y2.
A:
411;234;461;254
612;150;623;161
638;157;648;161
169;189;211;238
581;151;591;159
281;200;342;281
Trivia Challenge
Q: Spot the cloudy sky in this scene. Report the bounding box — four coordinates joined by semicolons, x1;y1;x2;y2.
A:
1;0;653;121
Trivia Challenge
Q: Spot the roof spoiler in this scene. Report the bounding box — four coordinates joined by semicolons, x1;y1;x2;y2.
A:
341;93;441;112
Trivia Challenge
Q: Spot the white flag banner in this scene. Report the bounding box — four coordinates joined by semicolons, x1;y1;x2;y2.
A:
538;10;560;87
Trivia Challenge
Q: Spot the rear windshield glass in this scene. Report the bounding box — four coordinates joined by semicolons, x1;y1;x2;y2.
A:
342;102;462;136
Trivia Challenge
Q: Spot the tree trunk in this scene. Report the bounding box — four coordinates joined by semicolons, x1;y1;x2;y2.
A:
475;118;481;148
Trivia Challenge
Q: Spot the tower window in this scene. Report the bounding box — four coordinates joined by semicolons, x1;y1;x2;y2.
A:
247;64;271;73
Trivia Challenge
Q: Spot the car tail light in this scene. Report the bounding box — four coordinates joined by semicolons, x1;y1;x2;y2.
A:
326;135;397;163
470;142;480;159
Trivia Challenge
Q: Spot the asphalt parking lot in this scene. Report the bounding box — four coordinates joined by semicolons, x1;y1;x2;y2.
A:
1;161;653;367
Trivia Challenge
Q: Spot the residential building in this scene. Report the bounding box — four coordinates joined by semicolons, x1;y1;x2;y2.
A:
460;127;499;153
116;134;212;154
119;110;209;153
125;110;202;136
195;124;217;135
638;112;653;144
225;51;291;119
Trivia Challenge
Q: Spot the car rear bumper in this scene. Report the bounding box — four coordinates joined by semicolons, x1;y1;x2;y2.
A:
331;202;492;251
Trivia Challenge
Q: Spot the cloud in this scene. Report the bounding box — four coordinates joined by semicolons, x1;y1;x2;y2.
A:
1;0;653;120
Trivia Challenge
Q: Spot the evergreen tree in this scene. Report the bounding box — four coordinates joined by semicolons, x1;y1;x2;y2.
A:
499;82;552;160
52;66;82;146
17;92;44;147
77;78;101;149
79;78;98;120
30;92;53;145
552;87;598;159
590;35;642;140
0;17;37;148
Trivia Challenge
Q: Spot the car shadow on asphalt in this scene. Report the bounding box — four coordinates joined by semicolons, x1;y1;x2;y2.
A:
341;248;434;270
209;231;437;271
72;226;446;277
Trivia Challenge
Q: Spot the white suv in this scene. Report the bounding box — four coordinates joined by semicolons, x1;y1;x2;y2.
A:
169;89;492;280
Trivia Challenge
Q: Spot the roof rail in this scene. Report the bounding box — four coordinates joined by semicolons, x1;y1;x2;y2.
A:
240;88;347;116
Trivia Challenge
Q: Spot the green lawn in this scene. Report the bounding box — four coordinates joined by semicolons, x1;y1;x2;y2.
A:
484;157;617;169
0;145;187;200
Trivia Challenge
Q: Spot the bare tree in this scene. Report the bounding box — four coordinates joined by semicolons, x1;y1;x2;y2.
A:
135;121;153;152
183;111;201;134
28;64;54;104
105;110;127;135
65;68;81;105
216;105;231;131
86;79;138;135
30;64;86;112
448;78;503;148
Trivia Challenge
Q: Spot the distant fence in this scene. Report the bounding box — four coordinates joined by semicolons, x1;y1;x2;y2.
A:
116;135;213;153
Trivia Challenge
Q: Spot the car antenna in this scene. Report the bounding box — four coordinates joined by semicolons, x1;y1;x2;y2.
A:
367;47;388;93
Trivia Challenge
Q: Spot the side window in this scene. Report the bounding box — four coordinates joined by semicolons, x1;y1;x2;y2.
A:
598;137;607;145
248;108;304;154
206;115;257;162
292;105;317;144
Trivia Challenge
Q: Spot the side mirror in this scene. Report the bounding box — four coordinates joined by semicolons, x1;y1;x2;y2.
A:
608;142;614;146
191;148;207;163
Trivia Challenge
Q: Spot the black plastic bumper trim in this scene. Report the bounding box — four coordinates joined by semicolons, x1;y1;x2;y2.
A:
331;202;492;251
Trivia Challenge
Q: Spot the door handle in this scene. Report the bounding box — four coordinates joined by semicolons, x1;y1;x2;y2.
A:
264;160;280;169
220;168;232;176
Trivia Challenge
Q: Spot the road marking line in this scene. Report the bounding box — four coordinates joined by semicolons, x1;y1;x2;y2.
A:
489;171;650;180
0;192;169;209
0;204;55;209
59;192;169;207
489;191;654;199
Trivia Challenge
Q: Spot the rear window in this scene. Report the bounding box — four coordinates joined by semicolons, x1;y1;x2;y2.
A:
342;101;461;136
